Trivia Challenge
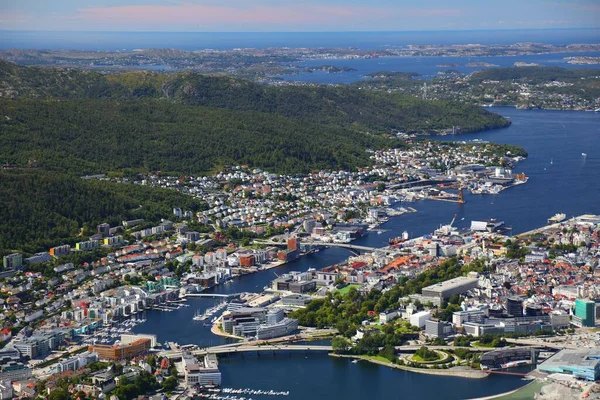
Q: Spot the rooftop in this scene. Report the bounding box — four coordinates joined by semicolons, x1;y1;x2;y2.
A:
539;349;600;371
422;276;479;294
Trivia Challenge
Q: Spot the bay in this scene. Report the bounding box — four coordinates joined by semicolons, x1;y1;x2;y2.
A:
133;107;599;399
280;51;600;82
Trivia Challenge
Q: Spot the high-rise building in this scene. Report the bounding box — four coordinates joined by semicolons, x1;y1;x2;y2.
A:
506;297;523;317
574;299;596;327
97;223;110;237
2;253;22;270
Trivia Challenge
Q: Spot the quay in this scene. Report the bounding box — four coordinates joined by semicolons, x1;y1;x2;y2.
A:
515;214;600;238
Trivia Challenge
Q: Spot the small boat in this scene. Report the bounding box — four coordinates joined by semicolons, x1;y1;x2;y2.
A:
193;309;203;321
351;360;359;364
582;152;587;157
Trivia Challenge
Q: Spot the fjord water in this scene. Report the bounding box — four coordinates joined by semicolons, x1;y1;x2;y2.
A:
1;28;599;50
283;51;600;82
133;108;599;399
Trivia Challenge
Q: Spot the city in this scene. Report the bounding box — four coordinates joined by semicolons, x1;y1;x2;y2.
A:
1;2;599;400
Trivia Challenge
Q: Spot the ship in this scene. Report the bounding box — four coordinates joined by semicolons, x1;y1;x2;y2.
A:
548;213;566;224
193;309;203;321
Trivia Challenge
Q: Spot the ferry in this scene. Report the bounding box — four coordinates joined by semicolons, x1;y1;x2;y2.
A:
548;213;566;224
500;360;530;369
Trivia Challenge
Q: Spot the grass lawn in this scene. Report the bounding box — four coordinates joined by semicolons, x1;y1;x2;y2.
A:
472;341;496;348
365;355;394;364
411;354;440;363
336;284;361;295
490;381;545;400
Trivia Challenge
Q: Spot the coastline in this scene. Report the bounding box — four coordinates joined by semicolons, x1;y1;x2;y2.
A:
465;380;542;400
210;317;244;340
329;354;489;379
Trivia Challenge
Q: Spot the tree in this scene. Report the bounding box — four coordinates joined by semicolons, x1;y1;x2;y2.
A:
48;389;71;400
332;336;350;354
379;344;396;362
162;375;178;392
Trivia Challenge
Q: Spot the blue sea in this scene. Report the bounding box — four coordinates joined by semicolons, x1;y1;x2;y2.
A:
0;28;599;51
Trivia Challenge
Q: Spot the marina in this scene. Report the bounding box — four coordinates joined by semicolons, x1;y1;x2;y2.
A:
194;301;229;322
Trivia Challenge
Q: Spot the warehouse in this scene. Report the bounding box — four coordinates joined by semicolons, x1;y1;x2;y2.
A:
421;276;479;305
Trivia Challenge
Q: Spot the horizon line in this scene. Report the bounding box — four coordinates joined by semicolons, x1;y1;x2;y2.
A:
2;27;599;34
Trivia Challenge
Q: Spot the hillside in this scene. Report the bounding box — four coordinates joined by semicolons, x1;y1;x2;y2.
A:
0;61;509;134
0;98;397;175
0;170;207;256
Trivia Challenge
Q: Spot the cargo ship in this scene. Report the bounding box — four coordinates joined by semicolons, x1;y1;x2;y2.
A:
548;213;566;224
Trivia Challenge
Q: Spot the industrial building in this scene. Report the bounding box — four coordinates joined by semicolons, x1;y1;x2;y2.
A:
182;352;221;387
453;307;488;327
537;349;600;381
54;352;98;373
421;276;479;305
506;297;524;317
0;349;30;383
120;333;158;348
425;320;453;338
409;311;431;328
480;348;539;370
89;338;151;361
281;294;312;307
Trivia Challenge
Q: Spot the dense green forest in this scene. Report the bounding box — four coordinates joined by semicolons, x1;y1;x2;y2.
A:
0;170;207;256
0;60;510;175
0;60;509;135
0;98;397;175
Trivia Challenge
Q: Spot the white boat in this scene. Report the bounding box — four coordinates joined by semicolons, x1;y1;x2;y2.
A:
582;152;587;157
548;213;566;224
351;360;358;364
193;309;203;321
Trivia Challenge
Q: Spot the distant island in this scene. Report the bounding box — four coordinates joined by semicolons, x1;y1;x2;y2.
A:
514;62;541;67
466;62;499;67
1;42;598;78
564;56;600;65
304;65;357;74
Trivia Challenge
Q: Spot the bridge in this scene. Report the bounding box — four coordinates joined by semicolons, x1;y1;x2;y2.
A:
159;343;492;359
254;240;382;255
183;293;242;299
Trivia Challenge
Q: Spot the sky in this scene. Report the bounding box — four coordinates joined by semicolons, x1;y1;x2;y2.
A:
1;0;599;32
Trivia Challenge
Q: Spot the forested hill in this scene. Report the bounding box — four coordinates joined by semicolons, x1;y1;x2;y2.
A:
0;61;509;134
0;170;208;255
